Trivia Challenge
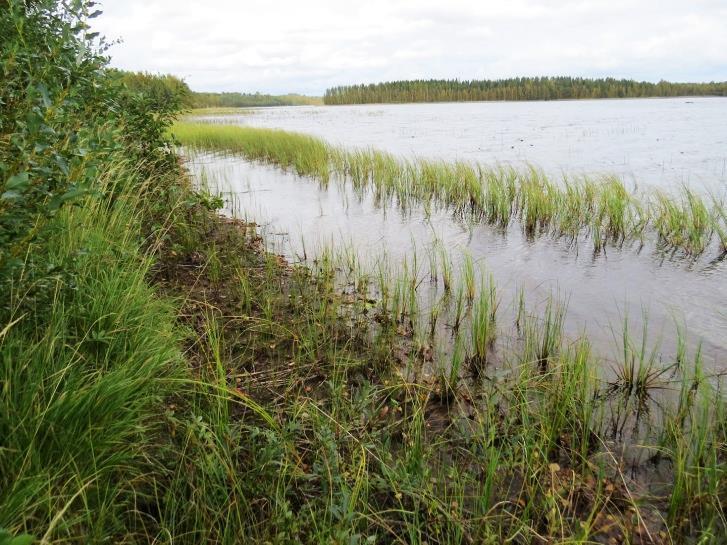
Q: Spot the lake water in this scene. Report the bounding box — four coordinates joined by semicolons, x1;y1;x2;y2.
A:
195;97;727;195
187;98;727;370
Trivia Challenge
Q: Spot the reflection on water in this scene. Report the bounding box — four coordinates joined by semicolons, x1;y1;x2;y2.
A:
192;97;727;195
188;152;726;371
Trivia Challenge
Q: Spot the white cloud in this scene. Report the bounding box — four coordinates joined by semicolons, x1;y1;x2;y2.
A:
94;0;727;94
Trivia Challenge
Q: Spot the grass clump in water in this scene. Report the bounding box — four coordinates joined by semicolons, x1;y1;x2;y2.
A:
173;122;331;181
173;121;727;259
4;4;725;542
469;272;497;372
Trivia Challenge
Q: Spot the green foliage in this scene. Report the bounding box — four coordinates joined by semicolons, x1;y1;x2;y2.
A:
0;528;33;545
0;0;116;280
0;0;188;541
192;91;322;108
324;76;727;104
109;70;191;168
0;0;183;292
174;121;726;257
110;69;193;110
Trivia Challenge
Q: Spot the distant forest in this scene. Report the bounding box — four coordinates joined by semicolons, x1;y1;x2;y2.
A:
111;71;321;109
110;69;193;108
192;92;322;108
323;77;727;105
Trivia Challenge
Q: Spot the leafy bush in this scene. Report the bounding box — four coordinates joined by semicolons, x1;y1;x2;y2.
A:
1;0;113;280
0;0;187;301
0;1;191;541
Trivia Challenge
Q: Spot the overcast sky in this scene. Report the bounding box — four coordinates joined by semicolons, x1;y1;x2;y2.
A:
94;0;727;95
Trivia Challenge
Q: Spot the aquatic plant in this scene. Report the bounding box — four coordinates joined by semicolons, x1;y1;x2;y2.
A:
521;296;566;372
7;2;726;544
174;121;727;258
469;273;497;371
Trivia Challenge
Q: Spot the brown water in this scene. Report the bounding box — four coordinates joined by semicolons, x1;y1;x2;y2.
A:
188;152;726;371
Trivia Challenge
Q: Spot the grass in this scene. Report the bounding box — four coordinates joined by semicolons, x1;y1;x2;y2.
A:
173;123;330;180
173;121;727;259
3;123;724;544
185;107;258;116
0;161;185;541
469;272;497;372
177;130;724;542
522;296;567;373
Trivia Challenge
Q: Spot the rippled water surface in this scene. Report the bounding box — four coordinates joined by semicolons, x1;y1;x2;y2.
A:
188;153;726;369
194;97;727;194
187;97;727;370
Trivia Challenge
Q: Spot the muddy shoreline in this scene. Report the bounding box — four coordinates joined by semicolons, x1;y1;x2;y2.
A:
148;166;722;542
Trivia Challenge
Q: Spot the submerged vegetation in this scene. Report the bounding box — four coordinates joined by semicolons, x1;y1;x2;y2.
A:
185;151;727;543
324;77;727;104
173;122;727;258
1;1;725;543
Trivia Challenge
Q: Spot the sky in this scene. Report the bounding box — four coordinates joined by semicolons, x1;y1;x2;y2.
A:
94;0;727;95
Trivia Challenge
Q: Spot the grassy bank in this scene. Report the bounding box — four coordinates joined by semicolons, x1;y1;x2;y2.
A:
173;122;727;258
2;2;725;543
31;149;719;543
5;102;725;544
1;162;184;540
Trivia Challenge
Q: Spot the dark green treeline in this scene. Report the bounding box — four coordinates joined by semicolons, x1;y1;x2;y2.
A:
324;77;727;104
109;71;322;109
192;91;322;108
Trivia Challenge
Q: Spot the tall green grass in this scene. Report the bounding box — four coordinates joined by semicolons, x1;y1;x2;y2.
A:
4;102;724;543
0;162;185;541
174;121;726;258
173;123;330;180
4;152;722;543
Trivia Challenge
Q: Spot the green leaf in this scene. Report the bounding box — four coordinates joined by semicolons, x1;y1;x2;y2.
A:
1;190;23;202
5;172;29;191
9;536;34;545
54;155;69;175
48;186;89;211
0;528;34;545
36;84;51;108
